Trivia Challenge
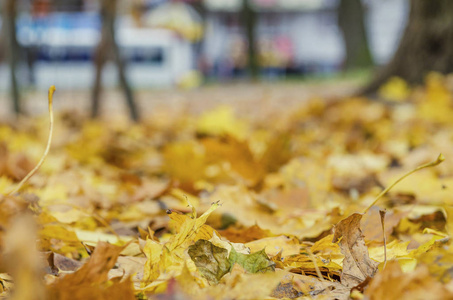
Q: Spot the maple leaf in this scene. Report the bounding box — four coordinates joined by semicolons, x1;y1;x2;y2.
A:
141;203;219;290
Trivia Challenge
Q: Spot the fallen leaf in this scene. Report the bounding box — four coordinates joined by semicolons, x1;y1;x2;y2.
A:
188;239;230;284
361;207;408;243
205;265;285;300
1;77;452;300
217;224;271;244
417;246;453;283
246;235;301;257
365;261;453;300
196;106;249;140
47;241;133;299
228;248;275;274
333;213;379;287
273;273;350;300
45;252;83;274
141;203;219;290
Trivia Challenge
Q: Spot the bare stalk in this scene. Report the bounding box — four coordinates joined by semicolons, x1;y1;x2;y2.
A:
7;86;56;195
363;153;444;214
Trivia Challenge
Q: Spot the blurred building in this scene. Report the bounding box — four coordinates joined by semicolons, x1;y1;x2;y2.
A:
0;0;408;90
203;0;408;77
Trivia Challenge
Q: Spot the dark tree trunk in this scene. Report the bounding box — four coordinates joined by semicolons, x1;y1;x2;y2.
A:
91;0;139;121
338;0;373;70
190;1;206;19
362;0;453;94
242;0;259;79
91;32;107;118
2;0;21;115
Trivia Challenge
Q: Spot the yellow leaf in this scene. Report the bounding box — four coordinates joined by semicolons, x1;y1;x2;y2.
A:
378;77;411;102
246;236;301;257
166;203;219;252
142;240;164;283
74;229;132;246
196;106;249;140
141;203;219;290
368;240;410;263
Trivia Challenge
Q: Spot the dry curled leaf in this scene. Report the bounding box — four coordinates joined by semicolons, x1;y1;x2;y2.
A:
333;213;379;288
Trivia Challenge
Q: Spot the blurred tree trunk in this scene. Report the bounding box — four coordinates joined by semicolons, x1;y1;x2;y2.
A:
190;1;206;19
2;0;21;115
362;0;453;94
189;1;206;71
242;0;259;79
92;0;139;121
338;0;373;70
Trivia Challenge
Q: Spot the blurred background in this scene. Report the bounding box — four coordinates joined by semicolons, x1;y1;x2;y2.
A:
0;0;408;86
0;0;426;119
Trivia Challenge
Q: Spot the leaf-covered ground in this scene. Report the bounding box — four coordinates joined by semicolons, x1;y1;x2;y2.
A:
1;73;453;299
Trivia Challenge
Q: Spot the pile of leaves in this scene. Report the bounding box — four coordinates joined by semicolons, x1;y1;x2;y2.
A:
1;73;453;299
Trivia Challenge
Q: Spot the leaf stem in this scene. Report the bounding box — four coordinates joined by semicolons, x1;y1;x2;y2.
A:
7;86;55;195
363;153;445;214
379;209;387;269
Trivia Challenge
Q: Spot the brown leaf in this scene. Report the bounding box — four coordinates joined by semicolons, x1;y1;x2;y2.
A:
218;224;272;243
271;282;304;299
361;207;408;243
47;241;134;300
59;241;125;285
44;252;83;275
271;273;350;300
263;187;310;213
0;142;34;181
365;261;453;300
48;276;136;300
333;213;379;288
101;277;136;300
0;195;29;234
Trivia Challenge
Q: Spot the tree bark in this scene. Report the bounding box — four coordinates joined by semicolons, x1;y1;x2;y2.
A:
242;0;259;79
91;0;139;121
91;33;107;118
2;0;21;115
362;0;453;94
338;0;373;70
